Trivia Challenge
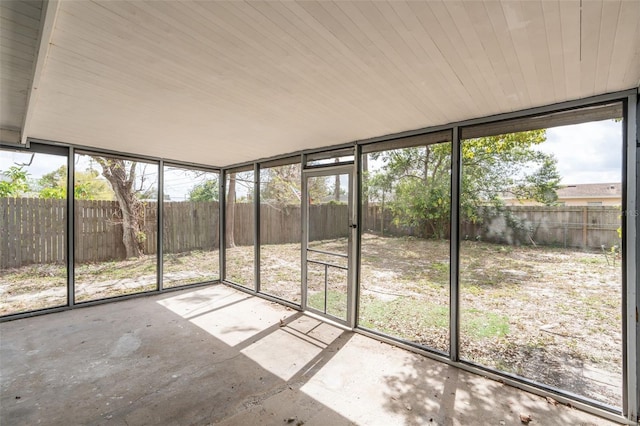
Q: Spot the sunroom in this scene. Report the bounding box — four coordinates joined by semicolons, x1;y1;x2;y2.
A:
1;1;639;424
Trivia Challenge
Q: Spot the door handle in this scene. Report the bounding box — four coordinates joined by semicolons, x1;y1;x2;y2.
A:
349;224;357;229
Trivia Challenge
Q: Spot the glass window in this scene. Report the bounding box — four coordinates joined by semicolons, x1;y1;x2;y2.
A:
306;148;354;167
459;104;623;406
306;156;354;167
163;166;219;288
74;153;158;302
0;148;68;315
224;170;255;288
259;162;301;304
359;138;452;354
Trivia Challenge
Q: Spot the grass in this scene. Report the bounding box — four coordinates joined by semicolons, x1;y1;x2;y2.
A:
360;296;448;334
308;290;347;320
357;234;622;406
462;308;510;338
0;234;623;406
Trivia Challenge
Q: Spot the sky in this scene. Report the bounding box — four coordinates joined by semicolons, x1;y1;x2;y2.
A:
537;119;623;185
1;119;624;197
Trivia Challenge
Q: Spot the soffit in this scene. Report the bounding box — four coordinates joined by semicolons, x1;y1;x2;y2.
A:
20;0;640;166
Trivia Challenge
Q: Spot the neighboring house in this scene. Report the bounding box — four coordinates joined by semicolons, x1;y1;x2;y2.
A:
503;183;622;206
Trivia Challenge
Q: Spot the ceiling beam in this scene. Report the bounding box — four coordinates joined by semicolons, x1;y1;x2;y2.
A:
20;0;60;145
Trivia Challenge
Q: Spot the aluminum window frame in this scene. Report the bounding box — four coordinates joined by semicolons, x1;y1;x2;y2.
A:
0;139;222;322
256;156;304;307
454;98;629;415
160;162;222;290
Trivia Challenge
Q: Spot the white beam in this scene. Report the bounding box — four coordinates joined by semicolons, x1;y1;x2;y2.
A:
20;0;60;145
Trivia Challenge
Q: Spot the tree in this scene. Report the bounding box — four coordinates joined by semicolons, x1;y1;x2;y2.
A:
460;130;560;222
368;143;452;238
260;164;331;207
189;177;219;202
367;130;560;238
0;166;30;197
260;165;301;206
92;157;155;258
37;165;112;200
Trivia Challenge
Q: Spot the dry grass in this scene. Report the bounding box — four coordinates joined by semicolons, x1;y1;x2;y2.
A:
0;235;622;405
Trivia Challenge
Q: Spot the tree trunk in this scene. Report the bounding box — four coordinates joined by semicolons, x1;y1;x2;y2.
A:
226;173;236;248
94;158;144;259
113;184;143;258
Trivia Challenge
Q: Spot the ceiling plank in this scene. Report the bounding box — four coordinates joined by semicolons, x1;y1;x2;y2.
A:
592;1;621;93
559;0;581;100
609;0;640;90
579;0;602;96
540;1;566;102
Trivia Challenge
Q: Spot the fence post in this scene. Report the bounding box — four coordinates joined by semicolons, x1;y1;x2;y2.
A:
582;207;588;247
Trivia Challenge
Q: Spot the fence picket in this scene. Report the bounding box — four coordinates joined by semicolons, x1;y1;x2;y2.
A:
0;198;622;269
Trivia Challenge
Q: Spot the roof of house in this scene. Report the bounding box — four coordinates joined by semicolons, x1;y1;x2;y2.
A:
556;183;621;199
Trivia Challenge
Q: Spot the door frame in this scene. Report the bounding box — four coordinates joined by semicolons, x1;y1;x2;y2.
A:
301;164;356;327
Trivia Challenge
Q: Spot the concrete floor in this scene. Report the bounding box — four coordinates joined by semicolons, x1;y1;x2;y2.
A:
0;284;622;426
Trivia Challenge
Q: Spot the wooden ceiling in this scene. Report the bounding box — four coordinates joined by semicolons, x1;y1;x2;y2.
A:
2;0;639;166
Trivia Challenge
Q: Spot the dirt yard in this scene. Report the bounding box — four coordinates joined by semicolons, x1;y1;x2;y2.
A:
0;235;622;406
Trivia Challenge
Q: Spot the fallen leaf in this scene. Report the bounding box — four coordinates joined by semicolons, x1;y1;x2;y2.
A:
519;413;532;424
545;396;558;406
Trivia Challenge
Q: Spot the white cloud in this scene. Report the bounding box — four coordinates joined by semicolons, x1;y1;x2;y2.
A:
0;151;66;181
538;119;623;184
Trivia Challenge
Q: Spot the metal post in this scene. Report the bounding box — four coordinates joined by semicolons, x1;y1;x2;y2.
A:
157;160;164;291
450;127;461;361
623;91;638;422
301;154;308;310
254;163;260;293
67;146;75;307
324;264;328;314
220;170;226;282
352;144;362;329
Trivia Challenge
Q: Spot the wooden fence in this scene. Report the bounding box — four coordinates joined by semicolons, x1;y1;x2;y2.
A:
460;206;622;249
1;198;221;268
363;204;621;249
1;198;67;268
230;203;348;246
1;198;622;268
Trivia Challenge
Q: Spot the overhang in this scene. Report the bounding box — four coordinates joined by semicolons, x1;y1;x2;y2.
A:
1;0;639;166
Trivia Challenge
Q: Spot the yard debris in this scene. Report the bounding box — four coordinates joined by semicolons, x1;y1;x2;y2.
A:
519;413;532;424
545;396;558;406
1;235;623;408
